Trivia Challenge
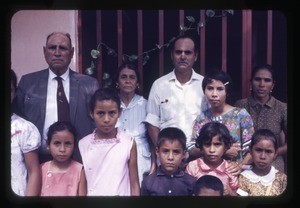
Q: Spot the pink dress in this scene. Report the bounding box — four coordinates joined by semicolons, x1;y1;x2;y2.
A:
79;130;134;196
40;160;83;196
186;157;239;196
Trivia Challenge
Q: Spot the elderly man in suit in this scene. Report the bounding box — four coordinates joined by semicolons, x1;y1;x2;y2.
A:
16;32;100;163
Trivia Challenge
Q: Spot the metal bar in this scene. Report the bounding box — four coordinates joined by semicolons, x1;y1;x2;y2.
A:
222;14;227;72
242;10;252;98
137;10;144;94
267;10;273;64
117;10;123;66
96;10;103;85
158;10;164;77
200;10;206;75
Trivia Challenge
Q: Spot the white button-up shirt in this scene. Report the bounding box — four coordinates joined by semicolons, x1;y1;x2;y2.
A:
145;69;209;148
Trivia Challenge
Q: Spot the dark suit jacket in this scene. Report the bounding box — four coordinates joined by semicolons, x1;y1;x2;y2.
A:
16;69;100;162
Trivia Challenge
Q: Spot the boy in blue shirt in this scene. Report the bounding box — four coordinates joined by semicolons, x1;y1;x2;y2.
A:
141;127;196;196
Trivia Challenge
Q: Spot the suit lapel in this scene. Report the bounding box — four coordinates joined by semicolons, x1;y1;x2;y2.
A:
69;70;79;123
39;70;49;121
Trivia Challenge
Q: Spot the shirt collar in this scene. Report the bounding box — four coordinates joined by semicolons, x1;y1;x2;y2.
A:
199;158;227;175
49;68;70;81
156;165;185;177
168;69;199;82
249;95;275;108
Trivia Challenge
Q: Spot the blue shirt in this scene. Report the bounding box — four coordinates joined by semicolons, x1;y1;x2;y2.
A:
141;166;196;196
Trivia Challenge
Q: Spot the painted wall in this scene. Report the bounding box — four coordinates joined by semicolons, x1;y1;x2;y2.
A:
11;10;78;82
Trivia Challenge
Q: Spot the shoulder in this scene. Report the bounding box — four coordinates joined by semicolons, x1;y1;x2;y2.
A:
71;160;84;169
234;98;248;107
272;97;287;108
12;114;39;131
20;69;48;81
275;170;287;180
79;133;93;145
117;131;135;142
192;70;204;80
234;107;251;116
153;71;173;84
183;171;197;182
70;70;99;83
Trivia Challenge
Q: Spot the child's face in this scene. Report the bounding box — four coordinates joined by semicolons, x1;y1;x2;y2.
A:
48;129;75;163
197;187;222;196
251;137;276;175
156;139;185;175
90;100;121;138
202;135;226;167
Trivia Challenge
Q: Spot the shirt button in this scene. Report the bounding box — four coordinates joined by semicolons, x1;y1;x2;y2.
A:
168;190;172;193
47;172;52;177
170;174;173;177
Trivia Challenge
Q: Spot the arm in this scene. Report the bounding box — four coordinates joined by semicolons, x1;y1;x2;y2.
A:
147;123;160;174
129;139;140;196
24;150;41;196
78;168;87;196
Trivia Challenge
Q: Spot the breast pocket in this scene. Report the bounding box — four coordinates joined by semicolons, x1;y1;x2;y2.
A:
159;100;173;121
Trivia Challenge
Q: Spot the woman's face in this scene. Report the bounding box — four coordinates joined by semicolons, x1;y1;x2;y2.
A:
204;79;227;108
117;68;138;94
251;69;274;100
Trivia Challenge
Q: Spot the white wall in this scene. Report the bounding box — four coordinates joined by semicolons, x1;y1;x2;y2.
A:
11;10;78;82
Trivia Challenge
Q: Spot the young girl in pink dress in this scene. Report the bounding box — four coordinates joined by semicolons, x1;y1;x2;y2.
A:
186;121;239;196
79;88;140;196
40;121;87;196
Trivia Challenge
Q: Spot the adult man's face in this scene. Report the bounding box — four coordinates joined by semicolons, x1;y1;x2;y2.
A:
43;33;74;76
171;38;198;73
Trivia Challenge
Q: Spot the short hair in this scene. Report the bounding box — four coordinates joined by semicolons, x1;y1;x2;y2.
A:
170;33;199;54
202;69;232;94
89;88;121;112
195;122;232;150
193;175;224;196
250;129;278;151
157;127;187;150
114;63;141;94
46;32;72;48
46;121;77;145
251;64;275;82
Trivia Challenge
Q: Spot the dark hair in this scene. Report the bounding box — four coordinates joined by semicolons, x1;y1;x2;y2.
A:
11;69;25;117
114;63;141;94
250;129;278;151
202;69;232;94
46;32;72;48
89;88;121;112
46;121;77;145
251;64;275;82
193;175;224;196
11;69;17;91
195;122;232;150
170;33;199;54
157;127;187;150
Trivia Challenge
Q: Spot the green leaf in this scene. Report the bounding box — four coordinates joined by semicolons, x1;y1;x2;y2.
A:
186;16;195;23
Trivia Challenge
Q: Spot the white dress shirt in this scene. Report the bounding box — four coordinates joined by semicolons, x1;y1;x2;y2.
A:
145;69;209;148
41;69;70;153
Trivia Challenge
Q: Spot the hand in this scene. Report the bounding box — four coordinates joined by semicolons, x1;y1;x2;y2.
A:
225;142;241;158
226;161;242;176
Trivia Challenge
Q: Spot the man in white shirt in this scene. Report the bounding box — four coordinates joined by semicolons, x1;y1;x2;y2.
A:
145;34;208;172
